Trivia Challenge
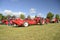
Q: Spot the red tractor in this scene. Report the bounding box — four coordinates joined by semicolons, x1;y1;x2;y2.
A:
34;17;45;25
12;18;28;27
12;17;45;27
45;18;50;24
51;18;59;23
1;19;13;25
1;19;8;25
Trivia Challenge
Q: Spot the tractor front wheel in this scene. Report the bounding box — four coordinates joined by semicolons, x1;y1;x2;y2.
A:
13;24;17;27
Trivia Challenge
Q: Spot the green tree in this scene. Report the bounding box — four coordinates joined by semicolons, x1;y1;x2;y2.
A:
46;12;54;20
20;14;25;19
55;14;59;19
7;15;11;18
2;15;5;19
5;15;11;20
27;15;31;19
59;15;60;21
0;13;3;20
35;15;37;18
12;15;16;18
2;16;8;20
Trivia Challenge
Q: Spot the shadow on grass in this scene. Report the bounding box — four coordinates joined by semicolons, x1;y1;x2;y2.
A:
12;24;40;28
12;26;25;28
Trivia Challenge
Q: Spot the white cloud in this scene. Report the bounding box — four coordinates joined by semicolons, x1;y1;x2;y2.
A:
12;12;18;16
19;12;25;15
30;8;36;13
3;10;25;17
36;13;43;17
12;12;25;17
37;13;45;18
31;15;35;19
38;13;42;17
4;10;12;15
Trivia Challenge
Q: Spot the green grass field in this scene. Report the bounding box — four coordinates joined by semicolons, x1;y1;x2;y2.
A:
0;23;60;40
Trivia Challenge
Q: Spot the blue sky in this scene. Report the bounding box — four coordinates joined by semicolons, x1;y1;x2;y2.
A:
0;0;60;18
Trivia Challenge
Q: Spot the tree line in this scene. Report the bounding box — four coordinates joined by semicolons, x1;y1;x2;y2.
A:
0;12;60;20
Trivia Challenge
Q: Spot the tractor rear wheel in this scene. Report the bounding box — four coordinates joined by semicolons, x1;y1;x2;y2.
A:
23;22;29;27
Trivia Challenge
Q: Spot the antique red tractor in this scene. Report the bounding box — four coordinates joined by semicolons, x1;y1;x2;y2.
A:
1;19;8;25
50;18;59;23
45;18;50;24
1;16;45;27
34;17;45;25
1;19;13;25
12;17;45;27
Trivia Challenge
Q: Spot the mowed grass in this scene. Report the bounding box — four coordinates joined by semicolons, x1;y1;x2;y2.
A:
0;23;60;40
